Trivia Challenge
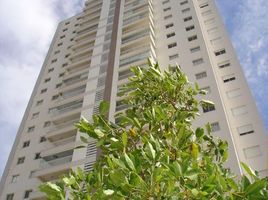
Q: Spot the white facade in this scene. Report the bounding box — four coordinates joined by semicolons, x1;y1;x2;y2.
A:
1;0;268;199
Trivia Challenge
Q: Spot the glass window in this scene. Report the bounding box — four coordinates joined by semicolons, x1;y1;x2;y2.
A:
11;175;19;183
17;157;25;165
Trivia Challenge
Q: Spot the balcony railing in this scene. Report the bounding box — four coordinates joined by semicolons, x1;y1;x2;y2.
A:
40;155;72;169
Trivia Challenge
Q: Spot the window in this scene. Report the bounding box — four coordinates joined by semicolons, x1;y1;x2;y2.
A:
22;141;30;148
166;32;175;38
40;136;46;143
202;104;215;113
192;58;204;66
182;8;190;13
6;193;14;200
63;28;68;32
54;50;60;55
40;88;47;94
168;43;177;48
184;16;192;22
17;157;25;165
244;146;262;159
52;95;59;100
211;122;220;132
65;54;70;58
48;68;54;73
169;54;179;60
188;35;197;42
218;60;230;69
200;86;211;94
11;175;19;183
190;46;200;53
43;121;51;127
180;0;188;5
238;124;254;136
215;49;226;56
70;38;74;41
27;126;35;133
162;0;170;5
56;83;62;88
165;23;174;29
195;71;207;80
32;112;39;119
164;14;172;20
35;153;41;160
226;88;241;99
24;190;32;199
44;78;51;83
36;100;43;106
163;7;171;12
65;21;70;25
232;105;247;116
200;3;209;8
186;25;195;31
62;63;68;67
60;35;65;39
223;74;236;83
29;171;35;178
57;42;63;47
59;73;65;77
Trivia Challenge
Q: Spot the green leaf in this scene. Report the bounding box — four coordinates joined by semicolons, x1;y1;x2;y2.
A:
103;189;114;196
195;128;204;139
201;99;215;106
94;128;105;138
145;142;156;160
191;188;199;196
124;153;135;171
191;143;199;160
122;132;128;147
110;170;126;186
99;101;109;115
241;162;257;180
245;180;266;196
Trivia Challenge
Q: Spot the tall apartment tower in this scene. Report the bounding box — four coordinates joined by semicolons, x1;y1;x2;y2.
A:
1;0;268;199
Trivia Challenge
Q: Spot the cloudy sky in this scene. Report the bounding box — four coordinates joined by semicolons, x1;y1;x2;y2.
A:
0;0;268;178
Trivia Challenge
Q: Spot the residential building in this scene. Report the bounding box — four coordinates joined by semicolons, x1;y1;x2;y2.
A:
1;0;268;199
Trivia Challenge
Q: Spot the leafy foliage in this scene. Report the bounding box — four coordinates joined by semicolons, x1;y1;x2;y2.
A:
40;61;268;199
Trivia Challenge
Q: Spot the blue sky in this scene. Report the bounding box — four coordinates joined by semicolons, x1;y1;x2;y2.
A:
0;0;268;178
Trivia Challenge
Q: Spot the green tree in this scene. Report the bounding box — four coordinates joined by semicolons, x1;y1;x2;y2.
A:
40;61;268;199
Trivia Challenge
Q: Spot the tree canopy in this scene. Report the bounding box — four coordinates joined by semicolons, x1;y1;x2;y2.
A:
40;61;268;199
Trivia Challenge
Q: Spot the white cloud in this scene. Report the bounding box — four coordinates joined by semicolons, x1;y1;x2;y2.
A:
0;0;83;177
231;0;268;81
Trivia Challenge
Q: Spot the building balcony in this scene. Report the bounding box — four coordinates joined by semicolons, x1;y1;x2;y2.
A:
124;1;148;14
49;99;83;116
77;23;98;36
63;68;88;83
70;49;93;64
42;137;77;158
119;51;150;68
59;78;88;94
35;156;90;182
74;30;96;45
66;58;91;74
47;125;77;142
123;10;148;27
